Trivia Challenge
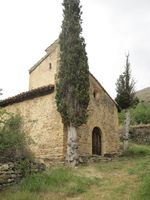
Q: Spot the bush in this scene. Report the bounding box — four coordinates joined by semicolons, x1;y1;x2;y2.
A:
118;103;150;125
0;109;31;162
131;103;150;125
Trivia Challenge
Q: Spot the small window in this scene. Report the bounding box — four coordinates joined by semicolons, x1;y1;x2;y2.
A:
93;89;100;101
93;91;96;98
49;63;52;70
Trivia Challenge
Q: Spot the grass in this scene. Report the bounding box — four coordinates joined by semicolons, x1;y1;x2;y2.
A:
123;143;150;156
137;172;150;199
1;167;100;200
20;167;99;195
1;143;150;200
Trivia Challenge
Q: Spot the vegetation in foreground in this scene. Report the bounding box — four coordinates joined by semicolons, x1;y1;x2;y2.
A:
119;102;150;125
0;109;33;176
1;144;150;200
0;110;32;162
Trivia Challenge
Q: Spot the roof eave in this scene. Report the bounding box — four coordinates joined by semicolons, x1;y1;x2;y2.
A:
0;85;54;107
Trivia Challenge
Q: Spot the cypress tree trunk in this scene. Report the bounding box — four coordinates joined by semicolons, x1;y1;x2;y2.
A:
67;125;79;167
123;110;130;151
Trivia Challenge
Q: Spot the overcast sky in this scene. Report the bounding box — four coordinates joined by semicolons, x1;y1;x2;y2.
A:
0;0;150;99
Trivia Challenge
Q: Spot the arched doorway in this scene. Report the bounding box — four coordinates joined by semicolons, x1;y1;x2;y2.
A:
92;127;102;155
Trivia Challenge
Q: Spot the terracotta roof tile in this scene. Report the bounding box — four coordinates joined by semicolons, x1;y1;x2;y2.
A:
0;85;54;107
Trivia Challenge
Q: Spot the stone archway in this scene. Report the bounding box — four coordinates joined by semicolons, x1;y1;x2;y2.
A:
92;127;102;155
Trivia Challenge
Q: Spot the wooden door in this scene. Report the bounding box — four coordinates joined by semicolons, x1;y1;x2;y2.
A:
92;127;101;155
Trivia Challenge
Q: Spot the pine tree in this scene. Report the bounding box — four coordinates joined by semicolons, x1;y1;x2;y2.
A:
55;0;90;166
115;54;138;151
115;54;136;109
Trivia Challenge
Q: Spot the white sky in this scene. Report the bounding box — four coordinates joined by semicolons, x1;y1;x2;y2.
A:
0;0;150;99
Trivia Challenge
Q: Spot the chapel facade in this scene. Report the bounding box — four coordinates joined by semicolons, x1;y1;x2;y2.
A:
0;40;119;163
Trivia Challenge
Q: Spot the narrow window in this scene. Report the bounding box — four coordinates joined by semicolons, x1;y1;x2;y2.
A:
93;89;100;101
49;63;52;70
93;91;96;98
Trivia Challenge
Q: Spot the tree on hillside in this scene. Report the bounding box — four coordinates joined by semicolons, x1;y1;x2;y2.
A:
55;0;90;166
115;54;138;151
115;54;137;109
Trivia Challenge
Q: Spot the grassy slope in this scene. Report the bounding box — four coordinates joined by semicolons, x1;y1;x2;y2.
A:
1;144;150;200
136;87;150;104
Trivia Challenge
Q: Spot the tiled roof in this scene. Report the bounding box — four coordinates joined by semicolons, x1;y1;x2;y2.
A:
0;85;54;107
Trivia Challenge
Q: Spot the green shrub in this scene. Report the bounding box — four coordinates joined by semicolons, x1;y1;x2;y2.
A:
0;109;31;162
118;103;150;125
17;159;32;176
131;103;150;125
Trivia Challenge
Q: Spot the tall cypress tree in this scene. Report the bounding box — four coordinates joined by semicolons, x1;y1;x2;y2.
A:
56;0;90;166
115;54;138;151
115;54;136;109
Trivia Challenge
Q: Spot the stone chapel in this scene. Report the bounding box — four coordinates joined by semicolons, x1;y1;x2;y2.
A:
0;40;119;163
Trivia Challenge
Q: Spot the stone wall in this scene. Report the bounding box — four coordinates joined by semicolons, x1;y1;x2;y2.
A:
77;75;119;156
129;125;150;144
4;92;65;164
0;162;22;190
62;75;119;158
119;124;150;145
0;161;45;190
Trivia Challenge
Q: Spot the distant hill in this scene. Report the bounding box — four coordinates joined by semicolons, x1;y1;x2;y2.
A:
136;87;150;104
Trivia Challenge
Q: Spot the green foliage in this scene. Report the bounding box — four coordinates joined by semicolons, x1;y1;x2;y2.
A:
131;103;150;124
56;0;90;127
17;159;32;176
123;143;150;157
21;168;73;192
118;103;150;125
20;167;98;195
115;54;137;109
0;109;31;162
0;167;100;199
